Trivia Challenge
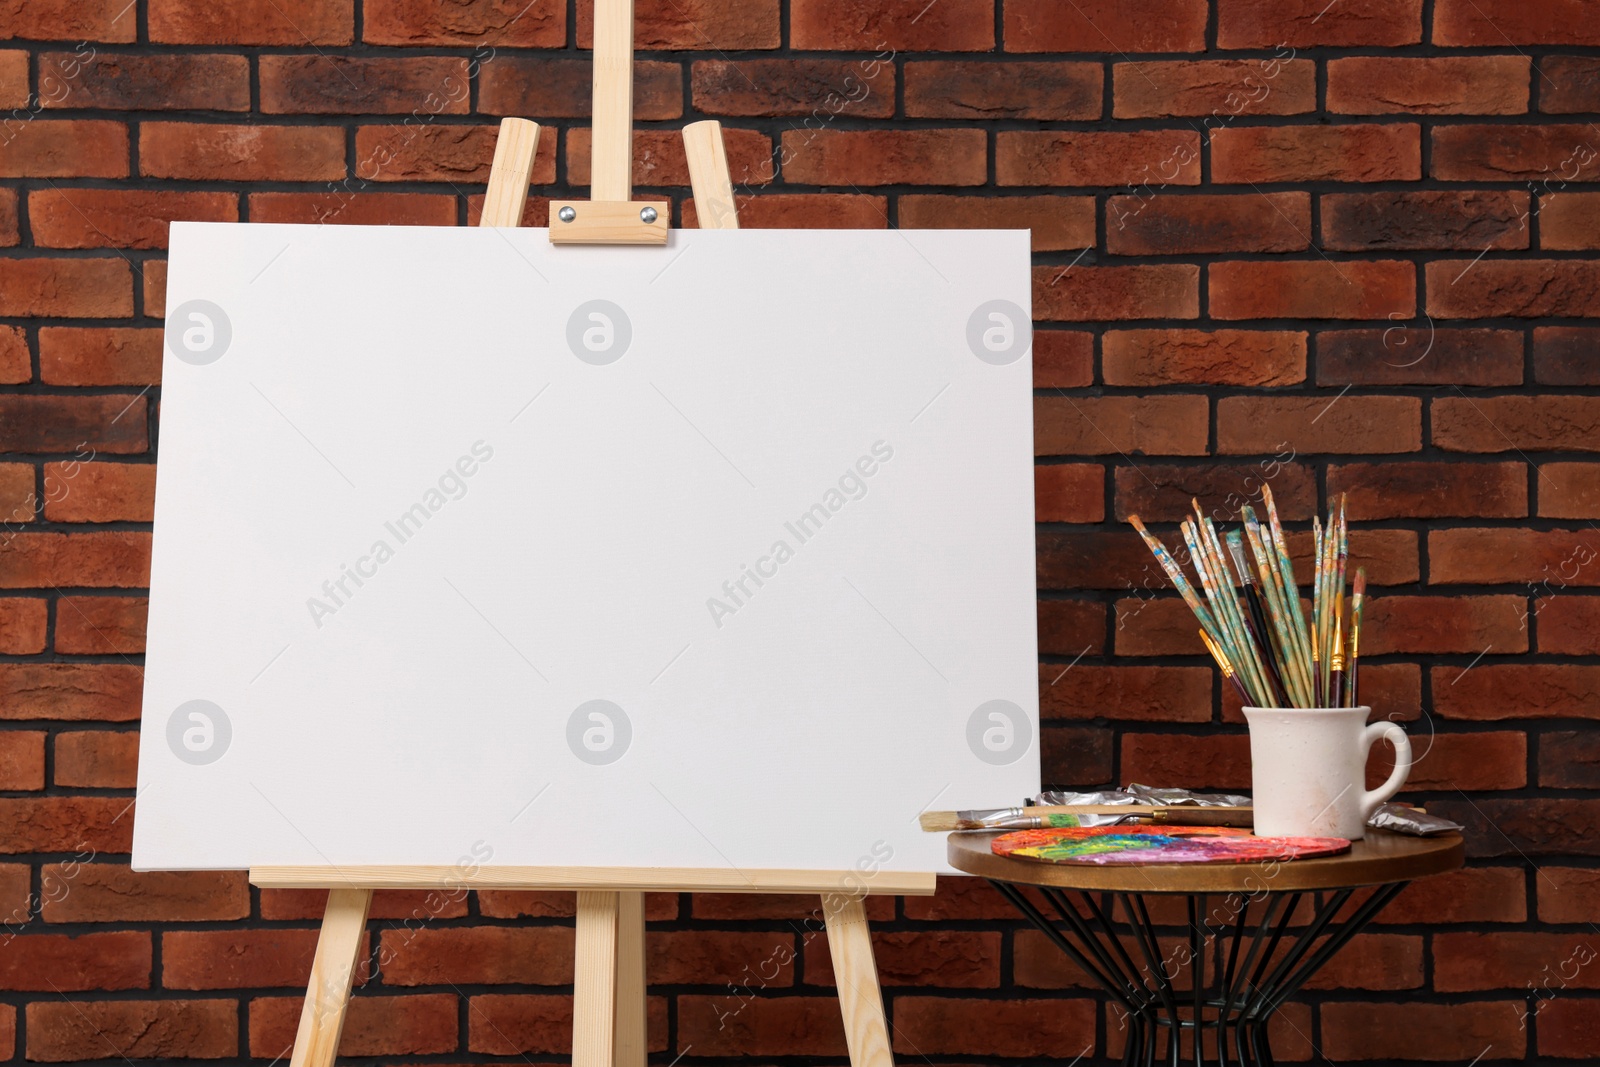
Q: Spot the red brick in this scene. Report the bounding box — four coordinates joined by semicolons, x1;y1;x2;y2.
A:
1328;461;1527;520
55;595;147;654
0;730;42;790
0;597;46;653
579;0;776;49
356;123;534;184
30;189;236;252
998;130;1200;187
1013;927;1102;988
1432;124;1600;181
1322;190;1528;251
381;926;571;985
0;257;130;317
249;191;456;227
1327;1000;1525;1061
694;59;891;119
141;123;343;181
1329;56;1530;115
262;886;478;921
682;193;885;230
1433;797;1600;857
1212;124;1421;183
904;877;1027;921
1539;867;1600;922
1210;260;1414;320
1434;396;1600;451
43;462;155;522
907;61;1098;121
0;531;150;588
0;461;32;526
163;929;328;989
464;993;576;1055
1317;327;1523;384
0;396;145;453
653;930;796;985
1538;594;1600;652
0;932;149;991
0;797;131;853
1218;396;1420;455
1114;462;1317;524
1035;264;1199;322
1224;662;1422;722
1109;192;1308;255
1006;0;1206;52
1434;528;1600;586
1104;330;1303;386
1436;932;1600;991
1218;0;1421;46
691;892;882;921
0;120;126;178
1540;728;1600;788
899;195;1092;252
783;129;981;187
27;999;236;1061
1540;56;1600;113
41;52;248;111
150;0;353;44
1378;866;1526;924
250;993;456;1058
1035;464;1103;524
1033;330;1094;388
485;58;679;120
1297;933;1423;990
1114;597;1208;657
143;259;167;317
676;994;841;1055
1035;396;1208;457
0;664;142;721
1435;0;1600;45
895;997;1097;1057
0;51;22;109
1540;998;1600;1058
0;326;23;382
1540;463;1600;518
1378;730;1526;791
1038;599;1106;657
1040;663;1213;722
570;127;764;188
39;327;162;386
261;55;469;115
54;730;138;788
1538;192;1600;250
1433;664;1600;719
1122;733;1251;790
0;0;136;41
805;929;997;987
366;0;564;46
793;0;990;49
1115;60;1315;119
1043;724;1114;786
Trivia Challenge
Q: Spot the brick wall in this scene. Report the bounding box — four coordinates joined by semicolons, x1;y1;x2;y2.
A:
0;0;1595;1062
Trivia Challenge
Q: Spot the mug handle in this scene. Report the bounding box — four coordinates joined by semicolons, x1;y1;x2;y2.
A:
1361;721;1412;822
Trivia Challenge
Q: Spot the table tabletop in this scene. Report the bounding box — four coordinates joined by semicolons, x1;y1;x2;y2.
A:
947;828;1464;893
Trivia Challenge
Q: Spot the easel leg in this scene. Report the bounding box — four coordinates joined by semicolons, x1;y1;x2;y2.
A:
614;891;648;1067
574;890;620;1067
824;896;895;1067
290;887;373;1067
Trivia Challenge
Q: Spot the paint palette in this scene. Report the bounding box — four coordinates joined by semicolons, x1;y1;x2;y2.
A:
991;825;1350;866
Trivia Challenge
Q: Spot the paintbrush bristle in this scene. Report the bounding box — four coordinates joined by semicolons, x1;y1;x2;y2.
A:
918;811;958;832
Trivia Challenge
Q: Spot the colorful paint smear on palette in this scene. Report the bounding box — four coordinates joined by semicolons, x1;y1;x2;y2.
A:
991;825;1350;866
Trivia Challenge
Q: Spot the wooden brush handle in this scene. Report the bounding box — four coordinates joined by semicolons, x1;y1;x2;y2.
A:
1151;807;1254;828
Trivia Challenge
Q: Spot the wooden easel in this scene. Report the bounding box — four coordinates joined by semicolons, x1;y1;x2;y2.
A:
253;4;936;1065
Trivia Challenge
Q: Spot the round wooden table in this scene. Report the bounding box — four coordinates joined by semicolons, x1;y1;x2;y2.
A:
948;829;1463;1067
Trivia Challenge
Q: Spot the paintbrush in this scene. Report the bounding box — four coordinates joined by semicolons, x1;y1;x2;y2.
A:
1329;613;1345;708
1227;530;1288;703
1349;568;1366;707
1261;484;1315;682
1199;627;1253;705
919;805;1255;833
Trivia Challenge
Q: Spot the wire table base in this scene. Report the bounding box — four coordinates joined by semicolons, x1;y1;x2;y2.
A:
988;879;1408;1067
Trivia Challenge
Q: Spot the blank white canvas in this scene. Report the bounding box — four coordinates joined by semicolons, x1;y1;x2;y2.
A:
134;222;1039;875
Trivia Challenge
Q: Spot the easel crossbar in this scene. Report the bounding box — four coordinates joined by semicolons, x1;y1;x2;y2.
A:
250;865;937;895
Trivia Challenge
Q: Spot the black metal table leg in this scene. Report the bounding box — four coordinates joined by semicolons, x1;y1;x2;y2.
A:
987;878;1411;1067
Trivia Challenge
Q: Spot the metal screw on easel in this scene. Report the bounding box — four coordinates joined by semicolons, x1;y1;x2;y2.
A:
558;206;577;222
639;206;658;223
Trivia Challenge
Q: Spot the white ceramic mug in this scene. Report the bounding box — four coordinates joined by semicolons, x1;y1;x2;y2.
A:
1241;706;1412;840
